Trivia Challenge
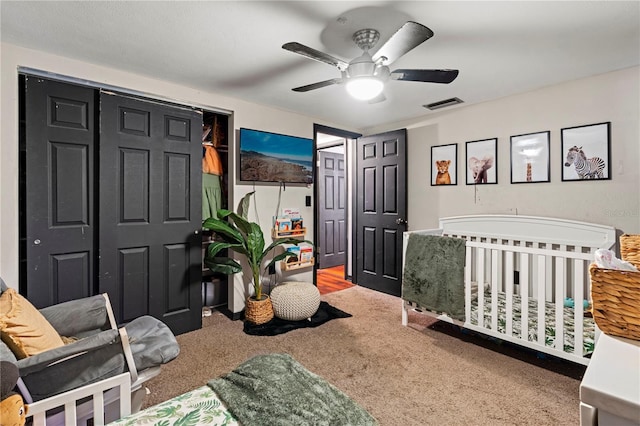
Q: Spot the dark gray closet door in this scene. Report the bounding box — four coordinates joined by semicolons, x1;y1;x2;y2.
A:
99;91;202;334
23;77;96;308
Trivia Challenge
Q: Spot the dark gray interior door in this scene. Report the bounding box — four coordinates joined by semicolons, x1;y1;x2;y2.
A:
23;77;96;307
318;150;346;269
99;92;202;334
355;129;407;296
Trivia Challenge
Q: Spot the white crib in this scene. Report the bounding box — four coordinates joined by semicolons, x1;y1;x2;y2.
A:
401;215;617;365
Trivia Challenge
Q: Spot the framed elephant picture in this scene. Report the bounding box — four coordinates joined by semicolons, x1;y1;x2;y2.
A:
466;138;497;185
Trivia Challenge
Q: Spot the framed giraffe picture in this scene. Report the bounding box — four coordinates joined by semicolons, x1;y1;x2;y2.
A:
510;131;550;184
561;122;611;181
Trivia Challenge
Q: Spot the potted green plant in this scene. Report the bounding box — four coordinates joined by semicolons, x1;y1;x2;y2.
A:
203;192;311;324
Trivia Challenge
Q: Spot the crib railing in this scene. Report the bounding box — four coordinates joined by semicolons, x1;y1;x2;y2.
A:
402;215;618;366
463;237;596;364
26;372;131;425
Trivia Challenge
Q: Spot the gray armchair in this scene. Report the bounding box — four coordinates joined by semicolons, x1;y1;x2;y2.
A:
0;278;179;412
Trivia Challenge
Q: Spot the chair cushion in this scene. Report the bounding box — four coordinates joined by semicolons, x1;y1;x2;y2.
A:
270;282;320;321
124;316;180;371
0;289;65;359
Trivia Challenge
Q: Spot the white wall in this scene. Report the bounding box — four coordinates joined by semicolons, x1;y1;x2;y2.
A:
0;43;350;313
365;67;640;235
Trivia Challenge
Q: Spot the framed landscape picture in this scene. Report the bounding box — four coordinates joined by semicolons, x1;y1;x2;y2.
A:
239;128;313;184
465;138;497;185
431;143;457;186
561;122;611;181
510;131;550;184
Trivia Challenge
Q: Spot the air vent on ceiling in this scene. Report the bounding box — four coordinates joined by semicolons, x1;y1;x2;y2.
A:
423;97;464;110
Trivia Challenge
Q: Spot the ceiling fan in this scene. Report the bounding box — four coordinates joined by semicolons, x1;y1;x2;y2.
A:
282;21;459;102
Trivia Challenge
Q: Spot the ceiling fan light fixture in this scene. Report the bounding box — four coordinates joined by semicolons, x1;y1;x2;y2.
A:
345;77;384;101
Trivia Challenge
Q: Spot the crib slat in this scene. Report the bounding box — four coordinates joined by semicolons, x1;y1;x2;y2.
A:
545;245;553;302
537;255;546;346
574;258;585;355
33;412;46;426
491;249;499;332
119;380;132;418
521;252;529;342
94;389;105;426
505;250;514;336
465;244;472;323
65;401;77;424
555;256;566;351
477;246;485;327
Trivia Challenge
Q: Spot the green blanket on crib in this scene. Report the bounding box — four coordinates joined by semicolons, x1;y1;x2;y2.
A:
402;234;466;320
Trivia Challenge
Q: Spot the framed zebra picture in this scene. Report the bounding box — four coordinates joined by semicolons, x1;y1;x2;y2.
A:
510;131;550;184
561;122;611;181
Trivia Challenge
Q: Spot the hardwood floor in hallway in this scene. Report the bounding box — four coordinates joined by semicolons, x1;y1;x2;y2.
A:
317;265;354;295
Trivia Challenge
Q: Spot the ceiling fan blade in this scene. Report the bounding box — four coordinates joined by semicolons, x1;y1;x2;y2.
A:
292;78;342;92
372;22;434;65
282;42;349;70
391;69;459;84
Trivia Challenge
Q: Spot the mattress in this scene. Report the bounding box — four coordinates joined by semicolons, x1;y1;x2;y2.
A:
470;291;596;356
109;385;239;426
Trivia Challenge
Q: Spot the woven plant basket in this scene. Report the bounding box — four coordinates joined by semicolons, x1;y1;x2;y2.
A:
589;263;640;340
245;295;274;325
620;234;640;269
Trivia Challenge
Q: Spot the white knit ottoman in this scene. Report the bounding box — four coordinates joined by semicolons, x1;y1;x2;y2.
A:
270;281;320;321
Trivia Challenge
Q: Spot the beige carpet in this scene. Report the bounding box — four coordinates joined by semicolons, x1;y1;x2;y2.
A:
144;285;586;425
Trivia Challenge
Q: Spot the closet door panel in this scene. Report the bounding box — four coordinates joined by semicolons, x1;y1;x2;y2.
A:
99;92;202;334
23;77;96;307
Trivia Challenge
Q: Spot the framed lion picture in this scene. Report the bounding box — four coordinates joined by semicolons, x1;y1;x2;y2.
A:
431;143;457;186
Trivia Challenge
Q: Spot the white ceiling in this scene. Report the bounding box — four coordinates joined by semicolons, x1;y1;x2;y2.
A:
2;1;639;131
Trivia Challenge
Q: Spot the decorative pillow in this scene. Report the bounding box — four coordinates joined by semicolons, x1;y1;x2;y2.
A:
0;289;65;359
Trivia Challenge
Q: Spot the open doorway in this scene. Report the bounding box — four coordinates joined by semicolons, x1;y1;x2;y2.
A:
313;125;361;293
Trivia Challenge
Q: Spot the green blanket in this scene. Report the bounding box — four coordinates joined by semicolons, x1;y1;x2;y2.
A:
402;234;466;320
208;353;378;426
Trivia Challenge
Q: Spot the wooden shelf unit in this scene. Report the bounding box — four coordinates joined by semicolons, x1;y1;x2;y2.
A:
281;258;315;271
272;228;307;239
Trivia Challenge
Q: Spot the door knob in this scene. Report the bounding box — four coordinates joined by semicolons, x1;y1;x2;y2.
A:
194;229;200;235
396;218;407;226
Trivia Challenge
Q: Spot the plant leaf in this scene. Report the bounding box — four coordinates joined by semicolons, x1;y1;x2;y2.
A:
204;257;242;275
216;209;233;220
205;241;244;259
227;212;253;236
246;222;265;260
202;217;243;244
237;191;255;220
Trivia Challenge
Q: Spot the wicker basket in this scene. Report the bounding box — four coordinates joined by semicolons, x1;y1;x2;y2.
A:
245;295;274;325
589;262;640;341
620;234;640;269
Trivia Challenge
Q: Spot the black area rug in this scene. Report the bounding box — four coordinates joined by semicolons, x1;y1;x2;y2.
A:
243;301;352;336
